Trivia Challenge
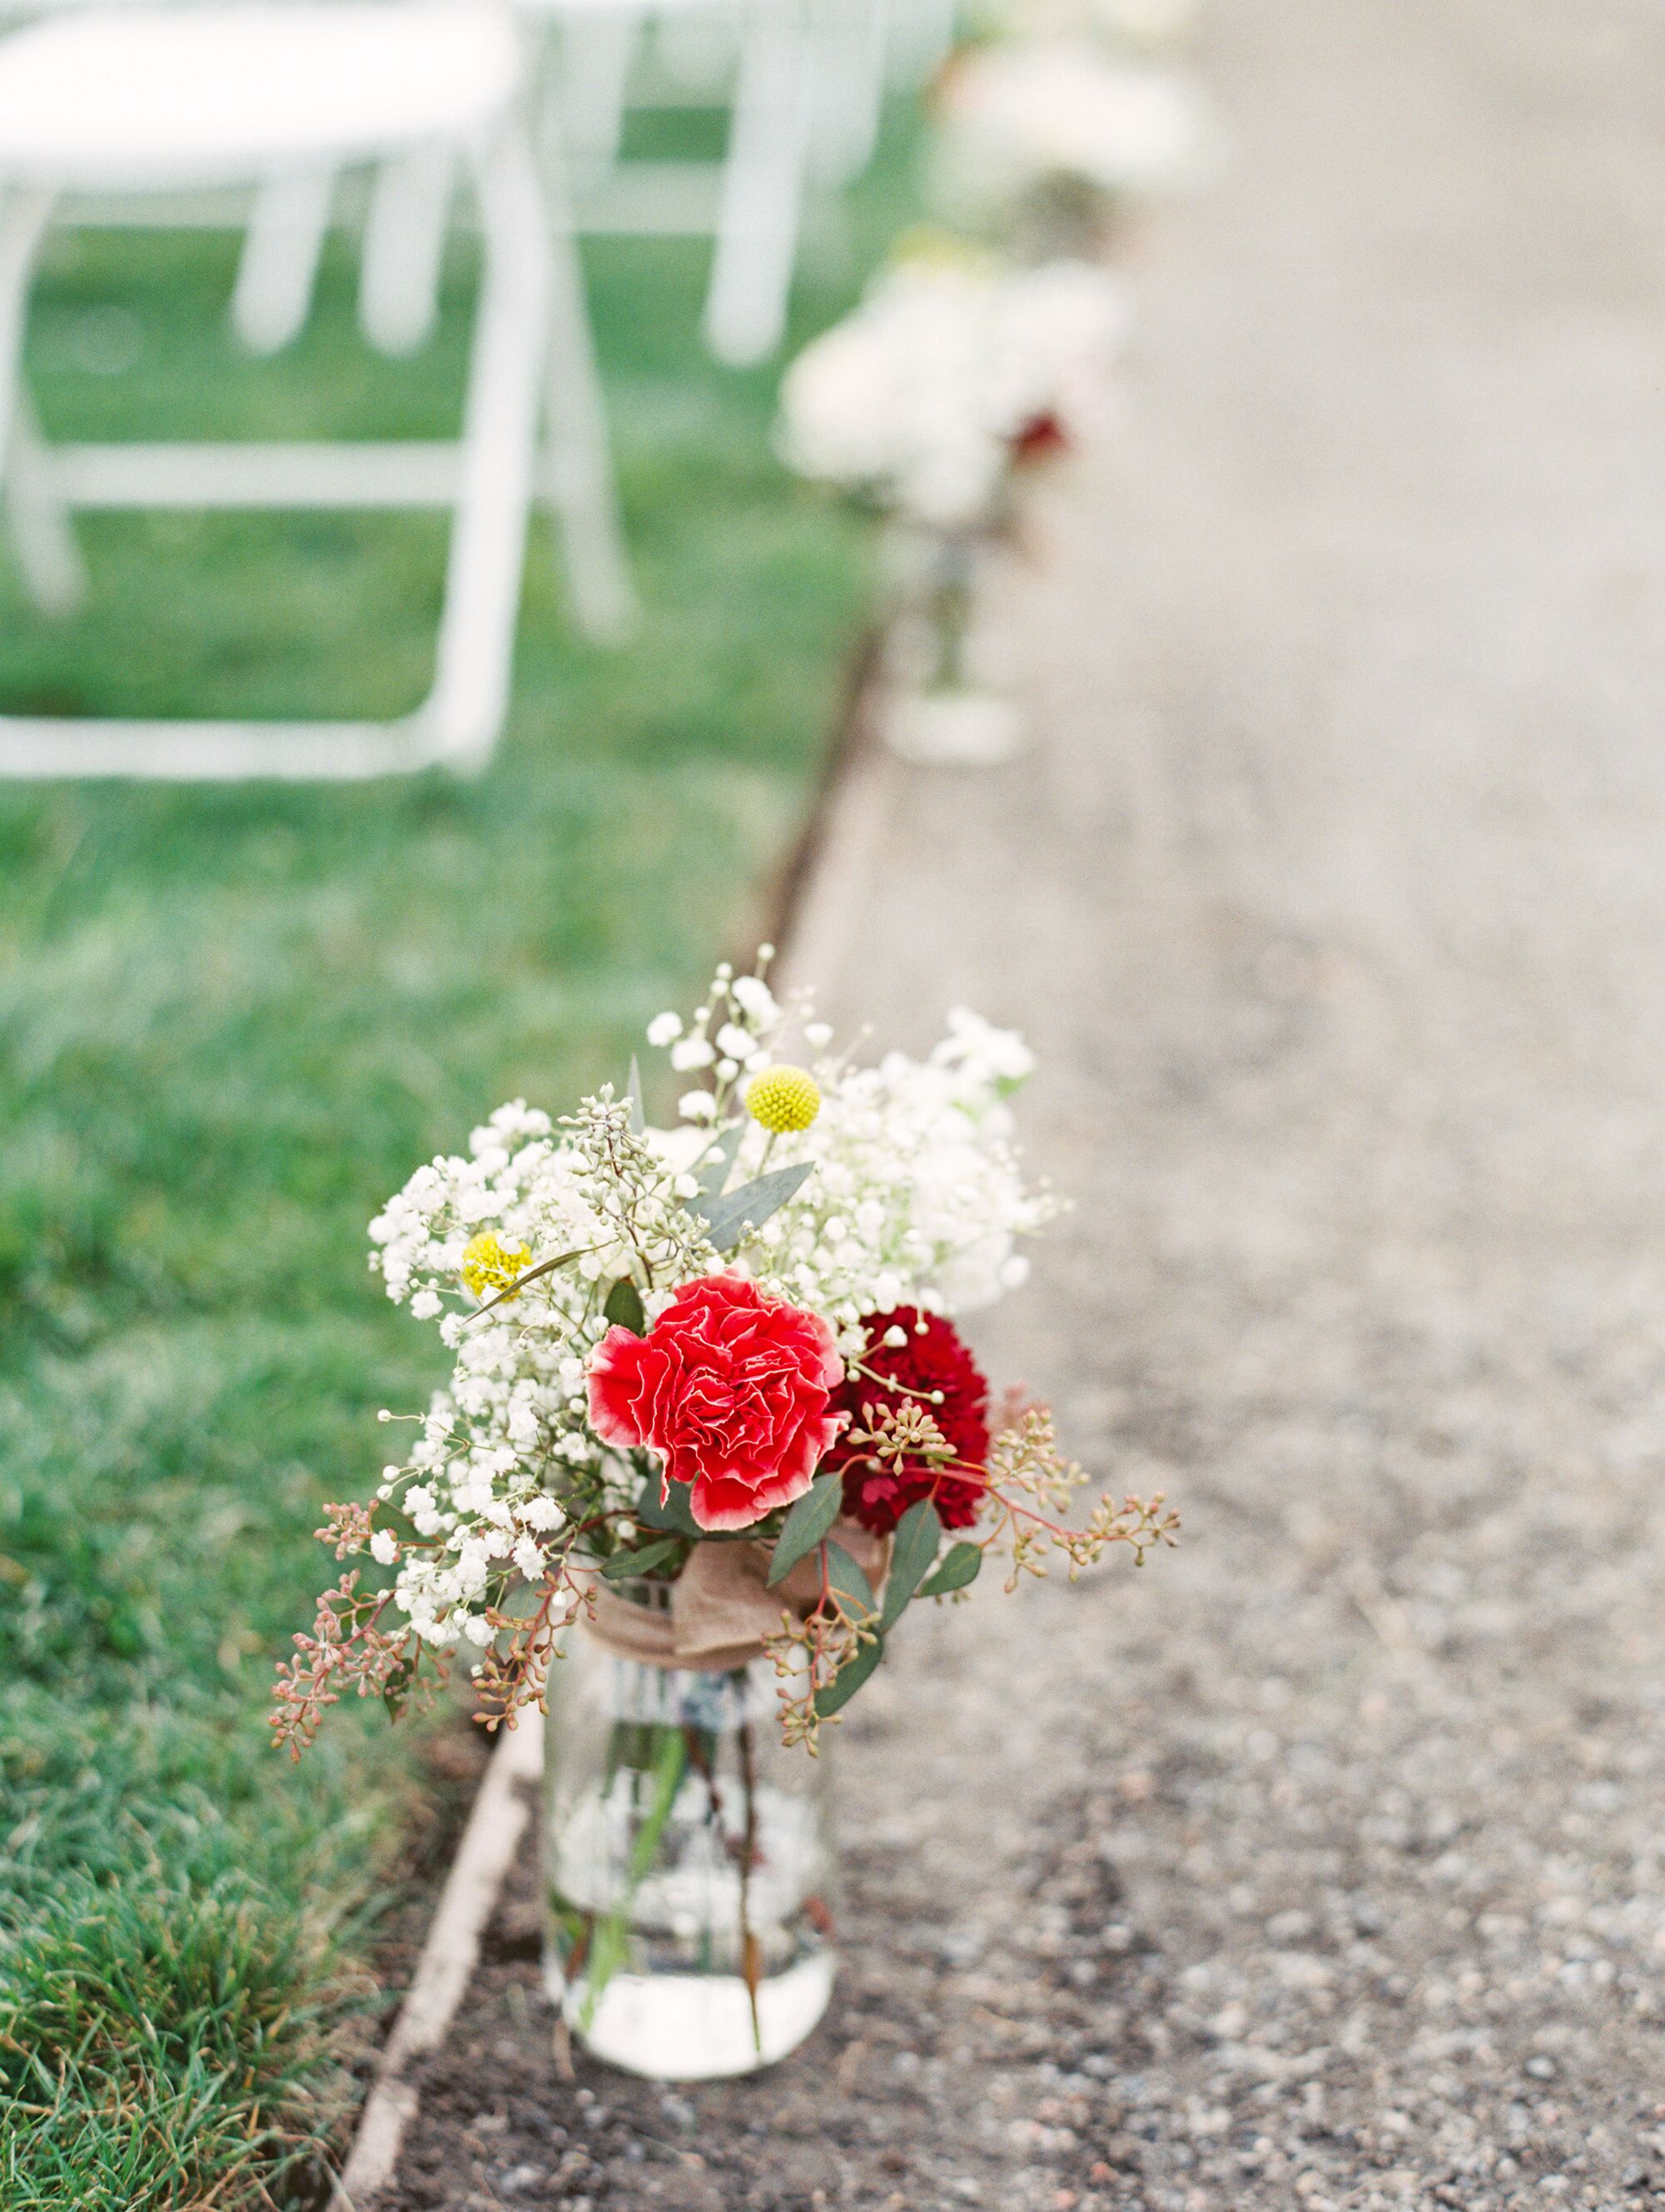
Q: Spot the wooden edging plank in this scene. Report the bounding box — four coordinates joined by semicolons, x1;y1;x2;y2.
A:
331;1713;544;2207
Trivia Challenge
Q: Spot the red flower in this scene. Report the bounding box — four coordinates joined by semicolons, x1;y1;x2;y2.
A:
588;1274;844;1533
826;1307;991;1535
1011;411;1070;465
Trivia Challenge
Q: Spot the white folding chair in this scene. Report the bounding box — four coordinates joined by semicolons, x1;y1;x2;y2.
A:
541;0;939;355
638;0;819;364
0;1;632;781
538;0;898;358
313;0;837;372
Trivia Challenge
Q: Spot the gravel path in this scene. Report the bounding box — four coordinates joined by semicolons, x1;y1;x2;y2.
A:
375;2;1665;2205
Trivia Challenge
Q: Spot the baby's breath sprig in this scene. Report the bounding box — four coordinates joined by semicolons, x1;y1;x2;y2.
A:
564;1091;714;1294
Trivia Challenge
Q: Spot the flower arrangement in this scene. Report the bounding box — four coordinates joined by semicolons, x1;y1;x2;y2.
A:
272;950;1175;1762
776;244;1124;765
930;40;1215;251
776;241;1125;537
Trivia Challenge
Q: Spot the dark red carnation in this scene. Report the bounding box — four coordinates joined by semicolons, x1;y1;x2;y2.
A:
588;1274;843;1533
825;1307;991;1536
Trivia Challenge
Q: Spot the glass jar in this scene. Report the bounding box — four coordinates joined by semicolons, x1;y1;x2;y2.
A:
879;522;1023;768
542;1590;837;2080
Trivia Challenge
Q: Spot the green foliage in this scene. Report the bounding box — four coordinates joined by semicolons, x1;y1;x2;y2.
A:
766;1468;844;1584
602;1275;647;1335
599;1534;683;1580
693;1157;815;1253
694;1118;746;1197
0;1861;356;2211
635;1471;703;1538
918;1540;984;1598
0;109;918;2206
822;1537;875;1616
879;1499;942;1630
812;1630;885;1718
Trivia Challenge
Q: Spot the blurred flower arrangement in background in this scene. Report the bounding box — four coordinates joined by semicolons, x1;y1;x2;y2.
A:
931;40;1214;257
773;0;1214;765
777;242;1124;763
777;242;1125;536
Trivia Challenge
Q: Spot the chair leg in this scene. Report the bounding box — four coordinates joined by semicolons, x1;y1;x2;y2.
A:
887;0;953;87
810;0;888;189
418;128;551;766
231;168;335;355
0;186;52;487
539;133;637;641
359;143;455;359
554;14;637;195
5;391;87;615
0;185;82;614
703;0;814;365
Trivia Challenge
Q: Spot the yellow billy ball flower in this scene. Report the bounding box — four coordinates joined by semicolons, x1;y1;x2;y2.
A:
746;1064;821;1134
461;1230;531;1300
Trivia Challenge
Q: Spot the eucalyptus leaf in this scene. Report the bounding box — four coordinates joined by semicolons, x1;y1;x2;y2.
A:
813;1633;885;1719
879;1500;942;1632
603;1276;646;1335
765;1469;842;1587
918;1541;983;1598
695;1121;746;1200
600;1535;683;1581
635;1476;703;1538
823;1538;875;1617
694;1161;814;1255
468;1245;589;1320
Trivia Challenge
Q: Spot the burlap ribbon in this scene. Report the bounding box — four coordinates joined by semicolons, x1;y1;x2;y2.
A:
585;1520;892;1673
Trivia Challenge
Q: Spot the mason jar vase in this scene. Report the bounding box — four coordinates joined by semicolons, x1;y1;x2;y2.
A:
878;521;1023;767
542;1585;837;2080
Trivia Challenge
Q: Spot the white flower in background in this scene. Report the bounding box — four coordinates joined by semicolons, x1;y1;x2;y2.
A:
932;43;1215;219
934;1004;1036;1090
639;970;1057;1337
983;0;1198;53
777;247;1126;532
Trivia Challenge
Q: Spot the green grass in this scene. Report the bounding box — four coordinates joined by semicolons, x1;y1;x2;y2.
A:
0;123;912;2206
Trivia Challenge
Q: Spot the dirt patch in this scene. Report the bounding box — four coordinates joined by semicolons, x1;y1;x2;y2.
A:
367;1787;1167;2212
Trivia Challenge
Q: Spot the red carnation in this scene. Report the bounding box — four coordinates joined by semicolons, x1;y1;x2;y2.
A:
826;1307;991;1536
588;1274;844;1533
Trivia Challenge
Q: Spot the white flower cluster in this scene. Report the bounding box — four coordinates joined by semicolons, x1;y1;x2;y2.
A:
654;994;1054;1342
776;249;1126;531
366;1100;702;1648
932;42;1214;216
360;962;1054;1650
